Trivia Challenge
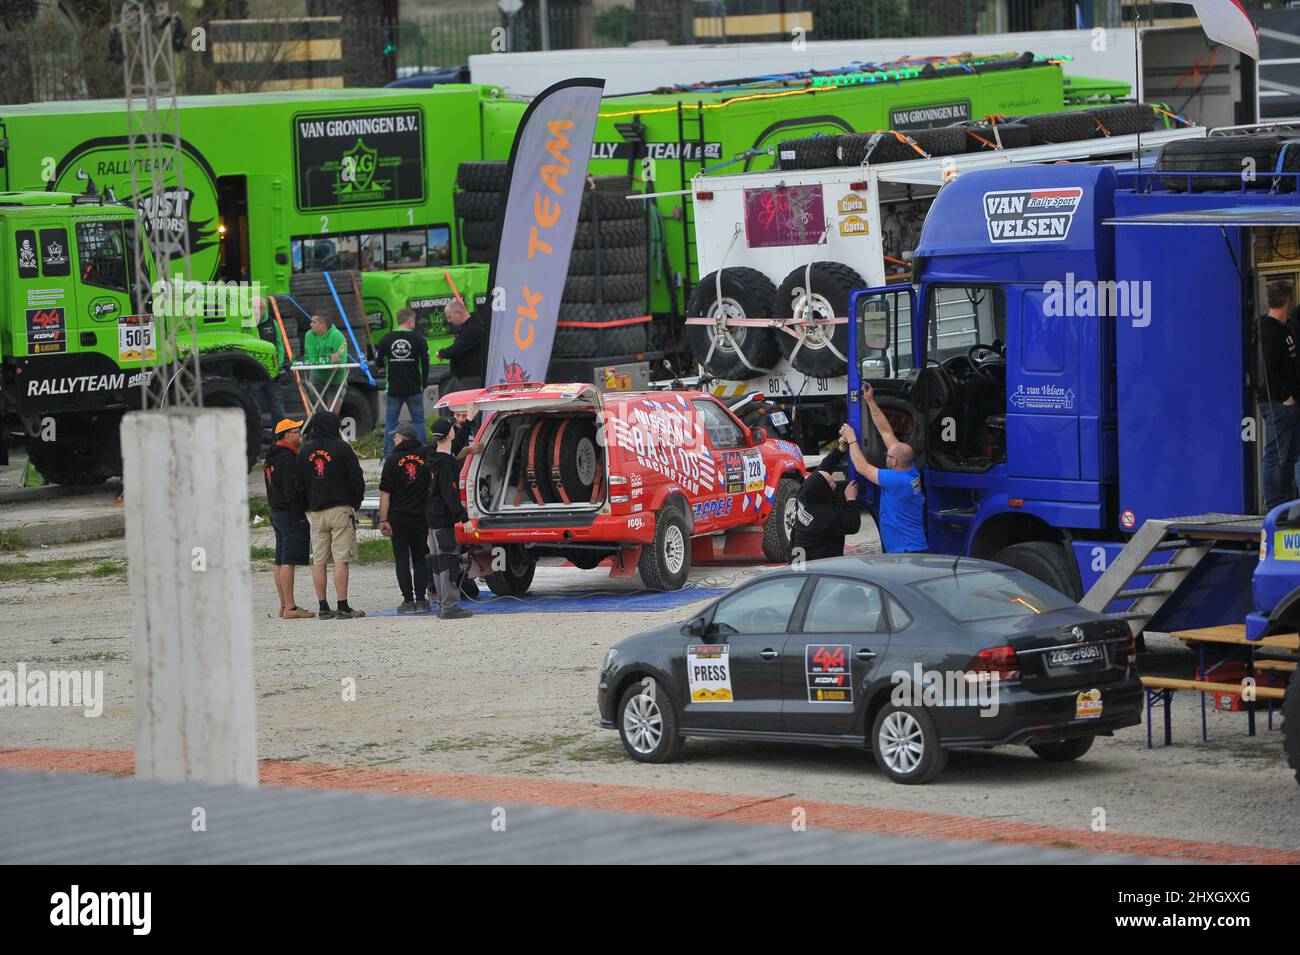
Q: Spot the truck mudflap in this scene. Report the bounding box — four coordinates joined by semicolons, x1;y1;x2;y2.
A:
7;353;150;413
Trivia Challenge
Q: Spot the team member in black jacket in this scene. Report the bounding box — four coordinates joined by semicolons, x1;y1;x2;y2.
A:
264;418;314;619
376;308;430;457
380;421;432;614
425;417;473;620
790;438;862;563
297;412;367;620
1260;281;1300;510
437;300;484;392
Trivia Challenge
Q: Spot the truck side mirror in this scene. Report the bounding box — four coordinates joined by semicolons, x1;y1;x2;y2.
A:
860;357;889;380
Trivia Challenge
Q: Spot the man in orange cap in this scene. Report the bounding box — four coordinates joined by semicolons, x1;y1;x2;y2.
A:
264;418;314;619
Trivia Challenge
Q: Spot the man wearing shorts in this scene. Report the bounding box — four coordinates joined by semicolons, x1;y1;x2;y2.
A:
264;419;314;619
297;411;367;620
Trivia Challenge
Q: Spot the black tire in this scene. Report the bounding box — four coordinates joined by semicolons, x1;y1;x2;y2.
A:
558;301;644;325
337;389;376;441
1089;104;1156;137
602;321;648;356
1156;134;1300;192
1284;668;1300;786
463;245;495;263
552;326;596;358
453;189;501;221
776;139;802;170
1018;110;1098;144
549;416;602;503
456;160;509;192
991;540;1083;601
26;440;114;487
572;220;645;249
783;134;840;169
617;678;685;763
461;219;501;249
201;376;261;470
638;505;691;591
485;544;536;596
526;418;559;503
1028;735;1095;762
871;702;948;784
685;267;781;380
774;261;865;378
866;126;968;164
563;271;646;303
763;476;801;562
963;121;1032;152
568;244;647;274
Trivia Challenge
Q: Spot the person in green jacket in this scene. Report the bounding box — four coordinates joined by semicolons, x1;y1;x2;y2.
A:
304;314;349;412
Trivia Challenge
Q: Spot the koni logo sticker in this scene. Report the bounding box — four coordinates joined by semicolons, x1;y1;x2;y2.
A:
983;187;1084;243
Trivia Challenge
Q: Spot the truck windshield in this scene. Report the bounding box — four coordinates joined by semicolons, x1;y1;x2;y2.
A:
75;220;132;294
911;569;1075;622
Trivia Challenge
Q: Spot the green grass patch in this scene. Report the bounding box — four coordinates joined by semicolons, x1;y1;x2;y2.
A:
0;556;123;582
0;530;26;552
356;537;391;564
352;426;385;460
250;545;277;562
248;497;272;522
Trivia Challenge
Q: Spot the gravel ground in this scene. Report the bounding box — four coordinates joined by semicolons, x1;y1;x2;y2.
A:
1;520;1297;852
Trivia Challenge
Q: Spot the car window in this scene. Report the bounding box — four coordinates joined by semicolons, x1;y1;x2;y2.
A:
711;577;806;635
911;569;1074;623
886;594;912;631
802;577;886;633
692;398;745;448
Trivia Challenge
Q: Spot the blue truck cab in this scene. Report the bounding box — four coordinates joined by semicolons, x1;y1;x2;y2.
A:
845;154;1282;633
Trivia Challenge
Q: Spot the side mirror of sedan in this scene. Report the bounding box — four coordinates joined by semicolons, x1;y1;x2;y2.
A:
750;426;767;446
683;617;708;637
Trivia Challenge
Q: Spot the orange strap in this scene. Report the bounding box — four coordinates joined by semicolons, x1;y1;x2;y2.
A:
443;270;466;309
269;296;311;416
556;314;652;329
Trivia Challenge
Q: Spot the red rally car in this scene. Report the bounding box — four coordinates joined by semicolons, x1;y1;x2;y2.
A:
435;382;808;593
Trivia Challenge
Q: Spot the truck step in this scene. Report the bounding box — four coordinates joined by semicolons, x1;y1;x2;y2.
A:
1115;587;1173;600
1134;563;1192;575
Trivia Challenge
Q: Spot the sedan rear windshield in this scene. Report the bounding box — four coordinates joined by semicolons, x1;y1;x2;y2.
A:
911;569;1074;622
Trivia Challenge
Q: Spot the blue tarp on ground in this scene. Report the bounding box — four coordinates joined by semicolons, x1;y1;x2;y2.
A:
369;587;728;617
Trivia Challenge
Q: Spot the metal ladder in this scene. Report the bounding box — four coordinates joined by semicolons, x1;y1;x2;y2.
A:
676;100;706;311
1079;514;1263;636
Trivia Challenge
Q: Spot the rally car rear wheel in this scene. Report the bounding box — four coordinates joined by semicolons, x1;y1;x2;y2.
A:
871;703;947;784
618;680;684;763
638;506;690;591
486;544;536;596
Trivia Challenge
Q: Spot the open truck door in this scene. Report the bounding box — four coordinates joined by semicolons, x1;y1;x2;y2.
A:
846;284;921;522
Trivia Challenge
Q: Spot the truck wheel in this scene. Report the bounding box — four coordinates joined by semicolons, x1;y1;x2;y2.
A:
461;219;501;248
338;389;376;441
453;189;502;221
962;121;1031;152
775;261;864;378
201;376;261;470
25;441;112;487
1089;104;1156;137
638;505;691;591
463;245;495;263
865;126;968;163
456;161;509;192
1019;110;1099;144
602;321;647;357
1283;668;1300;786
485;544;536;596
552;326;596;359
563;272;646;303
568;245;647;275
572;220;644;249
685;268;781;380
992;540;1083;601
1156;134;1300;192
762;477;801;562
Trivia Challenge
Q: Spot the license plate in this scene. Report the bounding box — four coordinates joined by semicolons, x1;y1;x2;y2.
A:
1049;644;1102;667
768;410;789;427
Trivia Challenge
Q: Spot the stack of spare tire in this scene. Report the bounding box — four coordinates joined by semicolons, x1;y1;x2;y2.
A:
693;103;1166;380
454;161;650;362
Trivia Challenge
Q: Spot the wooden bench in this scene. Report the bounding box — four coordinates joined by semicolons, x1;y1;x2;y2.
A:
1253;659;1298;673
1140;676;1286;748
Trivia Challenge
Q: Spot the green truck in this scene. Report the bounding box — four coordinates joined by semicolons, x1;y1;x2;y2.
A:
0;190;275;484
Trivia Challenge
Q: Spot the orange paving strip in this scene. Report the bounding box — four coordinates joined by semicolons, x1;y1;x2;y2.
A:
2;746;1296;864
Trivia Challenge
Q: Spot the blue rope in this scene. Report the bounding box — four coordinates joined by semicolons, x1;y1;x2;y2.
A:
322;271;377;387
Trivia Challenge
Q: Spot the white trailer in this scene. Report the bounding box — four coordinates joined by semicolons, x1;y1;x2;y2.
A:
683;124;1207;431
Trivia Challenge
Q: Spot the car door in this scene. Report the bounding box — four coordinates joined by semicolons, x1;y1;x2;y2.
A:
782;575;894;737
692;396;767;530
680;574;810;732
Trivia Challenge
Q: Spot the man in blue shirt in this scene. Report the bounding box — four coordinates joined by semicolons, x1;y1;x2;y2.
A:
841;384;927;553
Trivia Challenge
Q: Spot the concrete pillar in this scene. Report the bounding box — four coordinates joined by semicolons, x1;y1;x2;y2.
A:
122;408;258;786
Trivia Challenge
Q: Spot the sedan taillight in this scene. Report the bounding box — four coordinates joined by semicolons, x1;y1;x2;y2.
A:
967;645;1021;682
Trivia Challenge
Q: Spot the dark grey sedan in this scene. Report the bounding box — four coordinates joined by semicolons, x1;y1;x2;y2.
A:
597;555;1142;784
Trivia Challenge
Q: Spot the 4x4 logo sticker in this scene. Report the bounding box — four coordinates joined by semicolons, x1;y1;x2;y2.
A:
806;643;852;703
983;187;1083;243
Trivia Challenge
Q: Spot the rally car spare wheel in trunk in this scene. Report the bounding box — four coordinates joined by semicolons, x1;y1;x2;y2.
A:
549;417;602;503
